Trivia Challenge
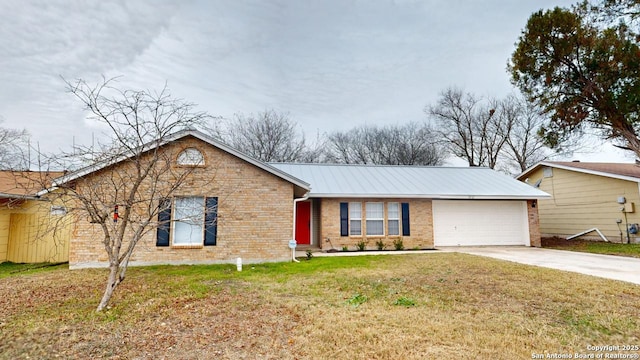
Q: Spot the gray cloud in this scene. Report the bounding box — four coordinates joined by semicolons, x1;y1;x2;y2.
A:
1;0;589;158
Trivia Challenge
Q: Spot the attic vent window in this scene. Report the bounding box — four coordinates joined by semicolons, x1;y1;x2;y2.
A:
543;166;553;178
177;148;204;166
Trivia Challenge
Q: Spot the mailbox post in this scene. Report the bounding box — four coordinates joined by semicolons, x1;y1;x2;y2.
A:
288;239;298;262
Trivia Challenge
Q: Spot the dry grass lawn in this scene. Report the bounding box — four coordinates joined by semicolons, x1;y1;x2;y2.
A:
1;253;639;359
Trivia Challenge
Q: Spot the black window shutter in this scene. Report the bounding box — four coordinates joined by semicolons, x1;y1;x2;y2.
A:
204;197;218;246
156;198;172;247
340;202;349;236
401;202;410;236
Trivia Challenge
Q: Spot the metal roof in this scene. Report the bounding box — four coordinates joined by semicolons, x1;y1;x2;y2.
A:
269;163;550;199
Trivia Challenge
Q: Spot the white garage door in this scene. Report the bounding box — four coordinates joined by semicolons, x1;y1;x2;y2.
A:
433;200;530;247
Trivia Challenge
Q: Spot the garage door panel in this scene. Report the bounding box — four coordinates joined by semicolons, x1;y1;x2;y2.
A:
433;200;529;246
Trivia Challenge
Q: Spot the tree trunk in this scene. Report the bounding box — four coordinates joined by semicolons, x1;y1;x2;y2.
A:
96;263;120;312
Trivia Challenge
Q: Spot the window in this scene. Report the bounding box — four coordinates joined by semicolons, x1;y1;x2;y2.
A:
177;148;204;166
157;196;218;247
349;202;362;236
173;197;205;246
339;201;410;238
388;202;400;235
366;202;384;236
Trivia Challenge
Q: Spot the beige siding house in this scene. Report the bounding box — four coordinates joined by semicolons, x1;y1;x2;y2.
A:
0;171;71;263
518;161;640;243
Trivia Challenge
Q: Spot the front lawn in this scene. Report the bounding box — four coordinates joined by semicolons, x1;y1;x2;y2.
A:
0;254;638;359
542;237;640;258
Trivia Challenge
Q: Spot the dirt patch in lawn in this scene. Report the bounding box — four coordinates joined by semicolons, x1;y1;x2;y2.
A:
541;236;589;247
542;236;640;258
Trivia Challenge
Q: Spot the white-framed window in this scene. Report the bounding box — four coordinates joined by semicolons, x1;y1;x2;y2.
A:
172;196;205;246
349;202;362;236
177;148;204;166
366;202;384;236
387;202;400;236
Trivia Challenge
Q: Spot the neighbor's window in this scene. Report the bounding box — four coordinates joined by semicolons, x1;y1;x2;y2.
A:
349;202;362;236
177;148;204;166
387;202;400;236
50;205;67;216
173;196;205;246
366;202;384;236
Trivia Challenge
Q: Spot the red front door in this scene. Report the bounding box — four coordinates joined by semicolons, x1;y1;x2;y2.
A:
295;201;311;245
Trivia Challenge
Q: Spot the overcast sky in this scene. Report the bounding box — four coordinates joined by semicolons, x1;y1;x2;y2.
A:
0;0;633;163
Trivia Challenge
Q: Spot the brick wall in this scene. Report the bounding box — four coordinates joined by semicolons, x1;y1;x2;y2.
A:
69;136;296;268
318;198;434;251
527;199;541;247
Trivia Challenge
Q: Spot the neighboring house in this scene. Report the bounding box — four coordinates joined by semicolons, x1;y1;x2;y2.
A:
0;171;70;263
518;161;640;243
5;129;550;267
271;163;549;250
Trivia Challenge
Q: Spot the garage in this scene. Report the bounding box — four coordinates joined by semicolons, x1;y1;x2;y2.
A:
433;200;530;247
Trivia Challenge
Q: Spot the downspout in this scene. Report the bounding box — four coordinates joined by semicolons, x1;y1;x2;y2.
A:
291;192;310;263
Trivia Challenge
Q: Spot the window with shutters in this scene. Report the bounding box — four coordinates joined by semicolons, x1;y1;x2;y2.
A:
340;201;410;238
173;196;205;246
156;196;218;248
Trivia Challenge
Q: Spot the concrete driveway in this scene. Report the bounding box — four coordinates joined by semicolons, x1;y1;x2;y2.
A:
446;246;640;286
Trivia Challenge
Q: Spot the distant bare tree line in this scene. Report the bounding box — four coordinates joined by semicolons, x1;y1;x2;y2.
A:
0;87;561;174
211;110;445;166
213;89;560;173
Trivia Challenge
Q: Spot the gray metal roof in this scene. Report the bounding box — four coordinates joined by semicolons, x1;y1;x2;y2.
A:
270;163;550;199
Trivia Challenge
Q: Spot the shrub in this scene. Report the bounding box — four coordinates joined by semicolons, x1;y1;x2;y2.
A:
356;239;368;251
375;240;387;250
342;246;349;252
393;238;404;250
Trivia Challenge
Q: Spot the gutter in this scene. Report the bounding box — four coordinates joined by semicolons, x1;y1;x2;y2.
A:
0;192;40;200
291;191;310;263
303;193;551;200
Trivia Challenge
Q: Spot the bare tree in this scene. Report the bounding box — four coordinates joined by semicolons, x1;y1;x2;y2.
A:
325;122;444;165
427;89;570;173
216;110;315;162
501;95;552;172
43;78;212;311
427;88;510;168
0;119;30;170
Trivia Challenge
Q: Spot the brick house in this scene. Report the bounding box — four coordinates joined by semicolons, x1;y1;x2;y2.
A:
272;163;549;250
8;130;549;267
58;130;309;269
